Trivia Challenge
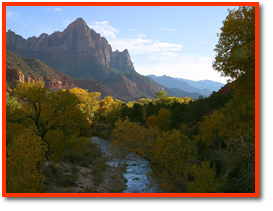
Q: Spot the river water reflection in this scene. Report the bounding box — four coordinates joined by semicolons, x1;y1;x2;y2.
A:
91;136;159;193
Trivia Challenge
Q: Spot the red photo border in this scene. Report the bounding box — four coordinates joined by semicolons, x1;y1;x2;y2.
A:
2;2;260;198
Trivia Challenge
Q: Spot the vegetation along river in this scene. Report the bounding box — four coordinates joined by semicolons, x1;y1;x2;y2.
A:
91;136;159;193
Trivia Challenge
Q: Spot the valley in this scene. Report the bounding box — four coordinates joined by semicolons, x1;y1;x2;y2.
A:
5;6;256;195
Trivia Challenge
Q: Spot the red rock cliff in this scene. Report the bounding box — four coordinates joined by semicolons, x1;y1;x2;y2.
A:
6;67;75;91
6;18;133;72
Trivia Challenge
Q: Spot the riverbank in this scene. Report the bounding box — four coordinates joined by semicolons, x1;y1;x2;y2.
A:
42;137;127;193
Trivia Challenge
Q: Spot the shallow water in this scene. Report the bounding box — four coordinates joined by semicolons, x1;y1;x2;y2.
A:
90;136;158;193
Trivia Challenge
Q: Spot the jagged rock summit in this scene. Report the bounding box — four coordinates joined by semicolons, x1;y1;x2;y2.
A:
7;18;135;76
6;18;174;100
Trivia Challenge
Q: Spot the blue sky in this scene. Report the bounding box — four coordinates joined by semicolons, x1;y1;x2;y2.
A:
6;5;238;83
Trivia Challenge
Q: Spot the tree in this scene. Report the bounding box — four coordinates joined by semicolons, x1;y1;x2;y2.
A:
213;6;255;98
139;98;152;105
185;161;219;193
10;82;90;162
157;108;171;131
69;88;101;123
146;115;158;128
110;118;195;192
6;91;21;112
150;129;194;192
199;110;225;147
97;96;114;121
205;6;256;192
6;127;47;193
13;81;48;139
213;6;255;80
155;91;167;99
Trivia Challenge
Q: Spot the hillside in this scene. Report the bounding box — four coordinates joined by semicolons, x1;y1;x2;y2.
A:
6;51;74;91
175;78;224;92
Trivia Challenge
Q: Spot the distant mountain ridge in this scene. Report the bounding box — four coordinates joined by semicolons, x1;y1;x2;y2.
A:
6;18;177;101
175;78;225;92
147;75;225;97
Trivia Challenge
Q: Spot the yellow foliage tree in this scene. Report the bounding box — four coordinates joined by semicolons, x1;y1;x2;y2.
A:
6;127;47;193
157;108;171;131
199;110;225;147
150;129;194;192
146;108;171;131
97;96;114;120
69;87;101;123
139;98;152;105
111;118;195;192
11;82;90;162
185;161;219;193
146;115;158;128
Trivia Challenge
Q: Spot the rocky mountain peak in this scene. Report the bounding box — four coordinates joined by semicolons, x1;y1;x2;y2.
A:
65;17;90;33
110;49;135;73
39;33;49;39
6;18;170;100
74;17;86;24
6;18;137;73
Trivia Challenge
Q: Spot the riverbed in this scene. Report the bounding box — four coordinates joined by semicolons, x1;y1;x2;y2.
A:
91;136;159;193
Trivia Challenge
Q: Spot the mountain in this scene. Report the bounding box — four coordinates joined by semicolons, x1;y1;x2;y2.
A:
6;51;74;91
6;18;174;101
147;75;213;97
6;51;129;100
175;78;224;92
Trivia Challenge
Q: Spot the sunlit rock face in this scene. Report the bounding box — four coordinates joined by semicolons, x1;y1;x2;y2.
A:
6;18;173;101
6;18;133;74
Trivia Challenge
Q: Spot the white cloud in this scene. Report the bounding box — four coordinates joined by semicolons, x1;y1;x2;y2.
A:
54;8;62;12
88;21;118;39
160;27;176;32
86;21;182;56
111;38;183;54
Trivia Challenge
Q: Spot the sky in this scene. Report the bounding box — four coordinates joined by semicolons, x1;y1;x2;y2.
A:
6;5;241;84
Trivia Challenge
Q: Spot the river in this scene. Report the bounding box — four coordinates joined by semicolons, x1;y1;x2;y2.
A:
91;136;159;193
